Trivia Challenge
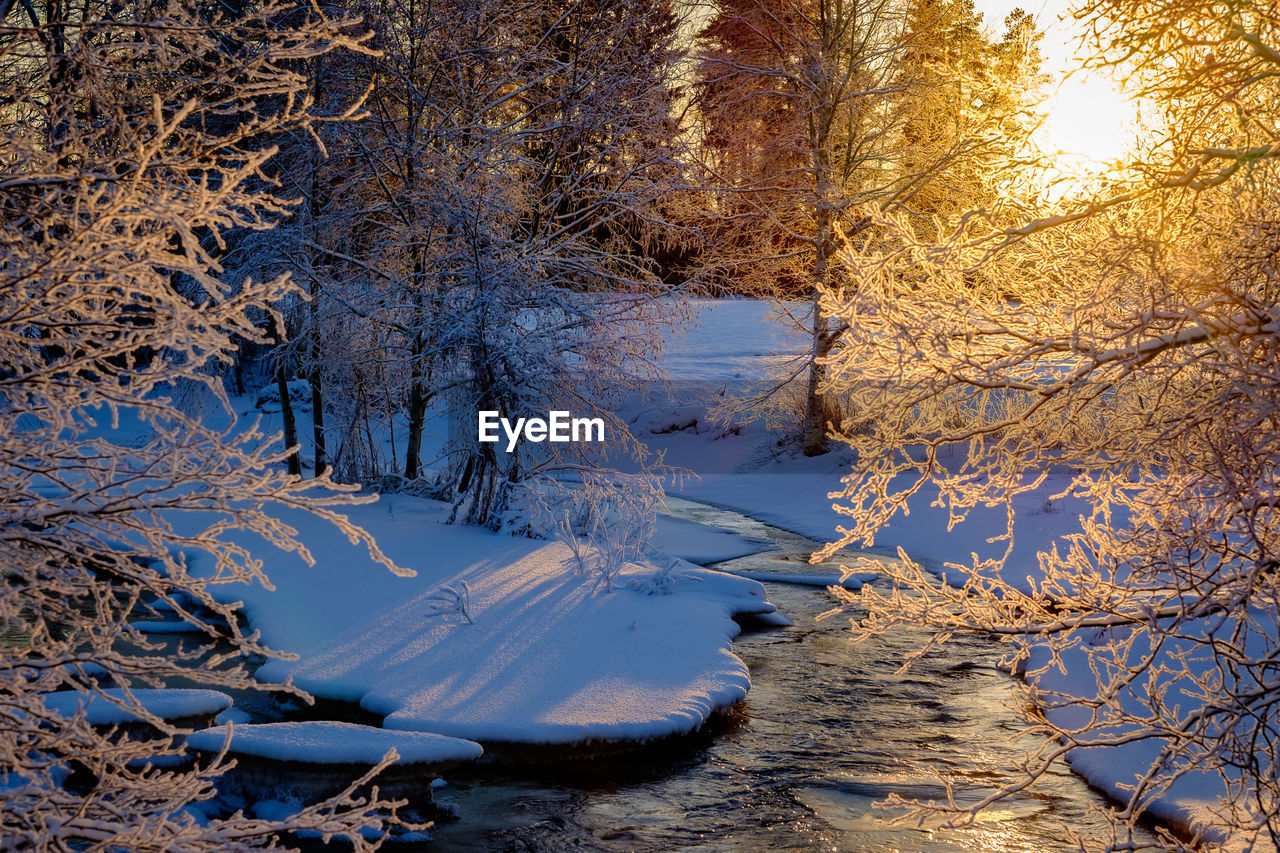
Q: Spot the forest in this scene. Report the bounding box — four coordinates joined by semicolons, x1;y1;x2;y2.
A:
4;0;1280;850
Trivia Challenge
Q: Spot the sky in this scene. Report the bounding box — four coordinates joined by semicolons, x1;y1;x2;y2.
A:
975;0;1084;73
974;0;1145;169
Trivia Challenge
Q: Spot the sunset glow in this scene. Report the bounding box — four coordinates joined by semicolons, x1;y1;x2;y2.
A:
1035;71;1143;191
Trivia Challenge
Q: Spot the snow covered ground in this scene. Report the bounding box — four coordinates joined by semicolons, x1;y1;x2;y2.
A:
186;721;482;766
58;298;1251;841
174;495;778;745
643;299;1086;586
655;298;810;381
41;688;232;725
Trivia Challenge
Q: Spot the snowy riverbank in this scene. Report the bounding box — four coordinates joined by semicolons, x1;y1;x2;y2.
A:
176;494;779;745
136;298;1261;843
638;299;1255;848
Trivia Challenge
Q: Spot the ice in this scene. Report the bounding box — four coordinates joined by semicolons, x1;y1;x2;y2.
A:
650;513;775;565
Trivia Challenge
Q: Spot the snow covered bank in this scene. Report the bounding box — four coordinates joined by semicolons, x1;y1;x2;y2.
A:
656;298;808;381
187;721;482;766
648;298;1088;585
1024;621;1277;848
180;495;776;745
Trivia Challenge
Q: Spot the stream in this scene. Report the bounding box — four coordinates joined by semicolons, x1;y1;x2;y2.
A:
421;497;1155;852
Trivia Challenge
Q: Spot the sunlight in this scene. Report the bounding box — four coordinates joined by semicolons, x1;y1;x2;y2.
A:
1034;71;1141;195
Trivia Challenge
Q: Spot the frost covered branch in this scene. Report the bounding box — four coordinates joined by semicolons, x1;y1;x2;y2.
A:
0;0;411;847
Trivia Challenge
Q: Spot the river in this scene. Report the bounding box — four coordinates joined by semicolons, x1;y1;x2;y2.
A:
422;497;1154;852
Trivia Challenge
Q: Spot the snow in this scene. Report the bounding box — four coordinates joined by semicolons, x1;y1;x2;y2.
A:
721;569;874;589
215;707;253;726
186;721;483;766
246;797;434;843
175;495;776;744
1021;619;1278;846
130;619;204;633
657;299;809;381
676;470;1088;590
40;688;232;725
56;661;110;679
70;297;1244;838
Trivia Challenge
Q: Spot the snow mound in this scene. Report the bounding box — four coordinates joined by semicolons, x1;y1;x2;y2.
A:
186;721;482;766
181;495;775;745
41;688;232;725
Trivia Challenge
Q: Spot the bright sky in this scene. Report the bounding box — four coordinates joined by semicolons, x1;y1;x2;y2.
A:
975;0;1081;72
977;0;1142;179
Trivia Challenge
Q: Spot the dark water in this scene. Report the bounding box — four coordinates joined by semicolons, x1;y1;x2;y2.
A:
422;498;1151;852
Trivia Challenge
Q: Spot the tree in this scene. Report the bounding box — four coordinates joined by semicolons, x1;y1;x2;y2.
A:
694;0;1042;455
695;0;905;454
0;0;414;847
298;0;687;525
892;1;1044;231
820;0;1280;849
435;0;685;525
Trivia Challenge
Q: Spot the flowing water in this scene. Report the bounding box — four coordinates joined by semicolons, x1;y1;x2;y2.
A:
423;498;1154;852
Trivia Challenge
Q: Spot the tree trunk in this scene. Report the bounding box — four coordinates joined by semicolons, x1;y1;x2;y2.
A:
307;60;328;478
802;114;843;456
269;317;302;477
277;366;302;477
307;279;327;477
801;296;841;456
310;367;326;477
403;253;432;480
404;350;428;480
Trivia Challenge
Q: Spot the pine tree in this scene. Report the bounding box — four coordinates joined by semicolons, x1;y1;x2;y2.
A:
893;0;991;226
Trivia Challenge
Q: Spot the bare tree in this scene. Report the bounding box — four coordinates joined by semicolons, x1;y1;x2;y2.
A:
694;0;903;454
819;0;1280;849
0;0;415;847
693;0;1042;455
301;0;688;525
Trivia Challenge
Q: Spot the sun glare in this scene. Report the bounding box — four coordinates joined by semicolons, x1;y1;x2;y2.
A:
1034;72;1141;194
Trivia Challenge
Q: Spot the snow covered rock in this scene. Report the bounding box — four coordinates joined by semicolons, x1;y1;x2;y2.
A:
40;688;232;727
254;379;311;413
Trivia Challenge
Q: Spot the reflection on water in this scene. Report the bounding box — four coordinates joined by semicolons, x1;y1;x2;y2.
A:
421;498;1151;852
